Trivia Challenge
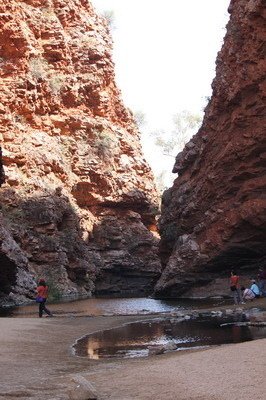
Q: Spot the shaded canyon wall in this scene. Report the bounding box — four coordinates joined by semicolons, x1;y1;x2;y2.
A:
156;0;266;297
0;0;161;304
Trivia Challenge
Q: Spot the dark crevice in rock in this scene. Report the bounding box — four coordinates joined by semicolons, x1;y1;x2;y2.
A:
0;146;5;187
0;253;17;295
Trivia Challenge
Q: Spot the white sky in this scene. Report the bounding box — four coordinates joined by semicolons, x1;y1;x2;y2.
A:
91;0;230;187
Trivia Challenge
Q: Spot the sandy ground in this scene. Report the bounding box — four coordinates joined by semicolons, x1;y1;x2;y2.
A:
89;337;266;400
0;307;266;399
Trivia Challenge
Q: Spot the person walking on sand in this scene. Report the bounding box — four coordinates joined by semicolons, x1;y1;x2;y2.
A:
230;271;244;305
36;279;53;318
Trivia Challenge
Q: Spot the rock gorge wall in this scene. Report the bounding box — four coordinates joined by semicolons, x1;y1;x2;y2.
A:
156;0;266;297
0;0;161;304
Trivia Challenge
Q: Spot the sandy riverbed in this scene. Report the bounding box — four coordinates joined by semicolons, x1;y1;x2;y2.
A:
0;304;266;400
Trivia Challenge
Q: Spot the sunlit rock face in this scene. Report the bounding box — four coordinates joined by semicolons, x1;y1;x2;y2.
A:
156;0;266;297
0;0;160;304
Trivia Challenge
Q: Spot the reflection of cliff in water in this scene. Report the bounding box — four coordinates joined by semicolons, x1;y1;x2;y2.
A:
74;316;266;360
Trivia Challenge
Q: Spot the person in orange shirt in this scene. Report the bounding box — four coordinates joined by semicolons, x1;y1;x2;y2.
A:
230;271;244;305
36;279;53;318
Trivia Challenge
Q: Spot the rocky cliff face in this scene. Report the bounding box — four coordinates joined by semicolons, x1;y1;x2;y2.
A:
0;0;160;304
156;0;266;297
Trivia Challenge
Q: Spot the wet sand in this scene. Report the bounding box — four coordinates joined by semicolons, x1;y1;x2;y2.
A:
0;303;266;399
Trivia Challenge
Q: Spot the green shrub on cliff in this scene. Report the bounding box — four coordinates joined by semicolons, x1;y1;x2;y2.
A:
29;57;48;80
94;130;117;159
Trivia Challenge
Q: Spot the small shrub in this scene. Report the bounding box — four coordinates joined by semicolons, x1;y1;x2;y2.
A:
0;204;25;224
29;57;48;80
94;130;117;159
81;35;97;47
101;9;116;31
41;7;57;21
48;74;65;94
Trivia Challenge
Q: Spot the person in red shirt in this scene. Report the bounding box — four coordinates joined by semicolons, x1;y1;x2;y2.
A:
230;271;244;305
36;279;53;318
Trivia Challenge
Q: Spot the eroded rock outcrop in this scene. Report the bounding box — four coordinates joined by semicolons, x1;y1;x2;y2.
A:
156;0;266;297
0;0;160;304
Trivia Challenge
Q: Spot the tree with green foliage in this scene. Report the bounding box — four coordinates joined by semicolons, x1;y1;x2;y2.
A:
101;9;116;31
133;109;202;192
151;110;202;157
133;110;147;128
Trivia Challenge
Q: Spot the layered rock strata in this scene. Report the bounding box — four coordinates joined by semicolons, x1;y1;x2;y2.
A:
0;0;160;304
156;0;266;297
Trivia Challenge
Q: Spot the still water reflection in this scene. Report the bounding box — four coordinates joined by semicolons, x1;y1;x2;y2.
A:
0;296;230;318
74;316;266;359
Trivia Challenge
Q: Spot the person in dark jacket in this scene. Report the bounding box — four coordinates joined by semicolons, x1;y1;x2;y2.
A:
257;268;266;296
36;279;53;318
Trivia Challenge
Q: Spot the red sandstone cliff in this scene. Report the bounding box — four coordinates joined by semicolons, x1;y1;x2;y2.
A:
156;0;266;297
0;0;160;304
